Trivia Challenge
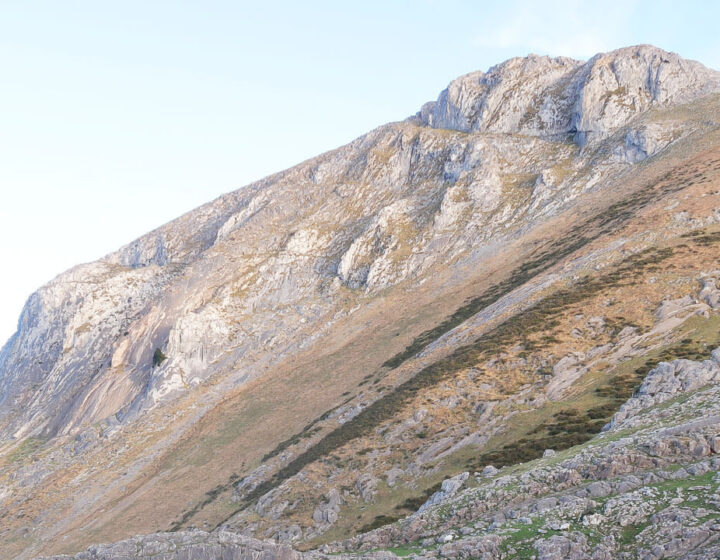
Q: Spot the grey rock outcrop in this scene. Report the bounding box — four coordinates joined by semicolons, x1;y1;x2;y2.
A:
417;472;469;513
418;45;720;145
329;341;720;559
313;489;344;526
609;357;720;428
40;531;307;560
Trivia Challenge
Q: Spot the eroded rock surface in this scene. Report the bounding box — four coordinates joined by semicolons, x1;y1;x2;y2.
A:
418;45;720;145
324;346;720;558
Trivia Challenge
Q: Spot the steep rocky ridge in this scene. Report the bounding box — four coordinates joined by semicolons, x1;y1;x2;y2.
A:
418;45;720;144
1;45;720;559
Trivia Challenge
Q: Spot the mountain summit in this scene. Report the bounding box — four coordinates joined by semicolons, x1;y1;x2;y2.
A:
3;45;720;559
419;45;720;144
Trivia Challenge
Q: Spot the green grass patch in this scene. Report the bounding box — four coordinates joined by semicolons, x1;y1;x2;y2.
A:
387;546;420;557
500;516;558;558
6;437;45;464
619;522;647;546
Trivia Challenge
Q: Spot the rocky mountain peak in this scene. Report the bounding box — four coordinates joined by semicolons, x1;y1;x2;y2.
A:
418;45;720;144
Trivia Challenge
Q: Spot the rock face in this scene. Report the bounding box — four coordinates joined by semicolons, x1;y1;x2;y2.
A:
3;44;720;560
330;348;720;559
418;45;720;145
40;531;307;560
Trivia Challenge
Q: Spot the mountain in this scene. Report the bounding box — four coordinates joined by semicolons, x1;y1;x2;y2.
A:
2;44;720;559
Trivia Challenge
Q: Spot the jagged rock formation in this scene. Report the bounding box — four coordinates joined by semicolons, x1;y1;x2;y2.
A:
2;45;720;559
327;345;720;559
418;45;720;145
40;531;309;560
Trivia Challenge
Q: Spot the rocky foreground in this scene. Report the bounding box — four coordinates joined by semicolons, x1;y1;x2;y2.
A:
43;343;720;558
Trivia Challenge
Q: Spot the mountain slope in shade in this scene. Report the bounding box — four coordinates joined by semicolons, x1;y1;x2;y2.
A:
1;45;720;559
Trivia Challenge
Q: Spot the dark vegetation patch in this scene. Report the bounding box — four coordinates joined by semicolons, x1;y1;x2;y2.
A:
395;482;442;513
261;405;341;462
680;229;720;246
466;410;605;472
358;514;403;533
466;327;720;473
382;233;589;369
169;473;241;531
152;348;167;367
261;393;360;464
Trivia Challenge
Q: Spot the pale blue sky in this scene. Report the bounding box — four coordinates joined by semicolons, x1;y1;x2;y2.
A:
1;0;719;345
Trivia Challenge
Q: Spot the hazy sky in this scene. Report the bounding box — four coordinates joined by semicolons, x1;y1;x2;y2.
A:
1;0;719;346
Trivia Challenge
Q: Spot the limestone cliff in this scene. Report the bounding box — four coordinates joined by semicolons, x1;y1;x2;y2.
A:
418;45;720;144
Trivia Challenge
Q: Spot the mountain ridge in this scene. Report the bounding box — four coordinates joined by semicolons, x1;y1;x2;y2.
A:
417;45;720;142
